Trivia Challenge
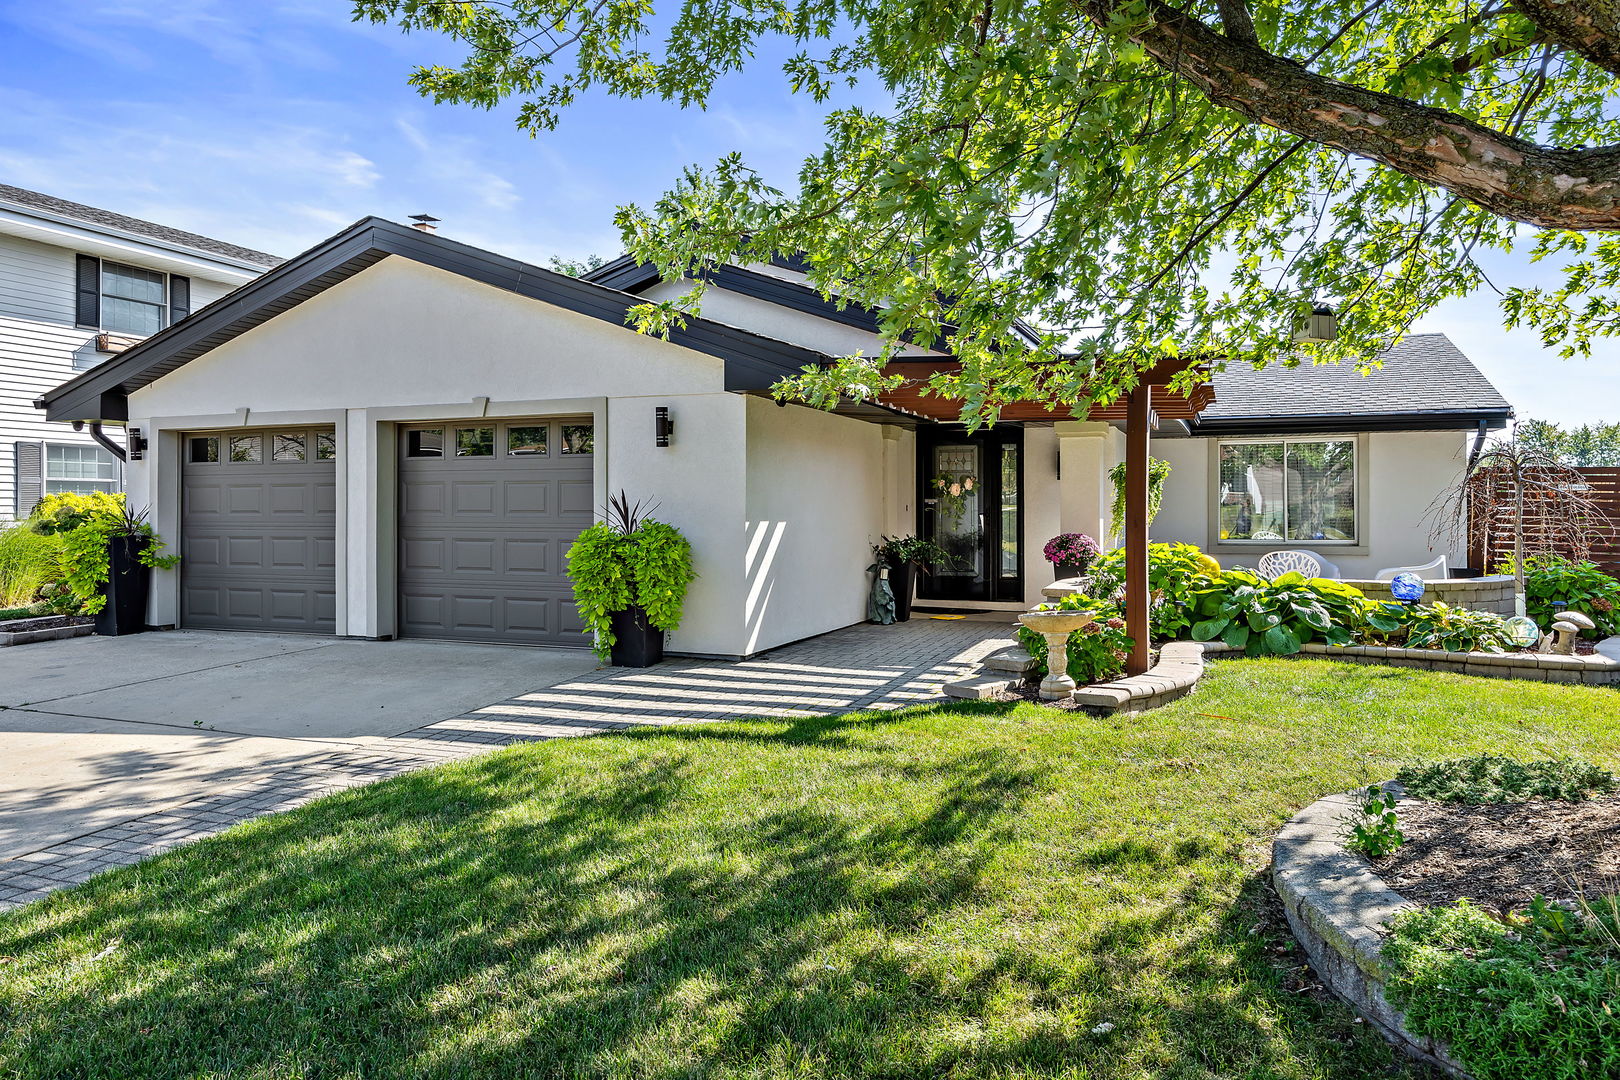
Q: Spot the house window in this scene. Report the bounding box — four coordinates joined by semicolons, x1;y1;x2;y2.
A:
1217;438;1357;543
45;444;119;495
101;261;167;336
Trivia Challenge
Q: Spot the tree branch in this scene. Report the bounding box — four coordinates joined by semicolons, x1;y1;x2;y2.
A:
1076;0;1620;230
1215;0;1257;44
1508;0;1620;76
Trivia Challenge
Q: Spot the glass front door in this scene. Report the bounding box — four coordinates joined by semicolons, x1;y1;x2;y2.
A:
918;428;1023;602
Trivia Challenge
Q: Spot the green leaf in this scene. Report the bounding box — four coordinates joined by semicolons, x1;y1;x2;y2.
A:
1191;616;1230;641
1262;624;1302;655
1221;622;1251;649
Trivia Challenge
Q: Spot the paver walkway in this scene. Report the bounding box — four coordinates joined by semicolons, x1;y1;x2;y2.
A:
0;617;1013;910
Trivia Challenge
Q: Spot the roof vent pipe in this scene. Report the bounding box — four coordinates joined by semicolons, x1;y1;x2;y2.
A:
408;214;440;233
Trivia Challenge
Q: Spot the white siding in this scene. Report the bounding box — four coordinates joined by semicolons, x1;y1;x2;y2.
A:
0;233;255;519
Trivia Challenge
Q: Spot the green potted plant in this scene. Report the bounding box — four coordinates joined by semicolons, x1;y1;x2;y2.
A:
871;535;951;622
566;492;696;666
29;492;180;636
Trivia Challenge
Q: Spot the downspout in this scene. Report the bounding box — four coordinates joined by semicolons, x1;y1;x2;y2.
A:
73;420;127;463
1462;420;1488;577
1465;419;1488;473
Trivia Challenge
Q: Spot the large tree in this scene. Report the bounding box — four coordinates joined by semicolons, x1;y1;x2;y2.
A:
354;0;1620;421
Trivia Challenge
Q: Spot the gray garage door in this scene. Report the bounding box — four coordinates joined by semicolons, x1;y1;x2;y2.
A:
181;427;337;633
398;418;594;646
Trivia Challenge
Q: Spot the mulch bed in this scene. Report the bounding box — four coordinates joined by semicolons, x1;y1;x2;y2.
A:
1375;794;1620;911
988;683;1089;710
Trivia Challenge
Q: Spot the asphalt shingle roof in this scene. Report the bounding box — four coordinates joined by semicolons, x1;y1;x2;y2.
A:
1203;333;1511;420
0;183;283;268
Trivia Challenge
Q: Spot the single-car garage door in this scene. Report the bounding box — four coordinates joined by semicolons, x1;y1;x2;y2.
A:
398;418;594;646
181;427;337;633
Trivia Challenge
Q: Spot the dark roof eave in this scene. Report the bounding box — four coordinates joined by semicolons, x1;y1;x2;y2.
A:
1185;408;1513;436
38;218;834;424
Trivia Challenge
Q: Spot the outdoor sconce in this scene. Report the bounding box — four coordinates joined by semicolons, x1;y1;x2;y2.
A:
1390;572;1426;604
655;406;674;447
127;427;148;461
1293;302;1338;343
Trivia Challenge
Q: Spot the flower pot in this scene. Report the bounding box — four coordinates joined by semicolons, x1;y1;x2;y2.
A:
609;604;665;667
95;535;152;637
888;562;916;622
1053;562;1091;581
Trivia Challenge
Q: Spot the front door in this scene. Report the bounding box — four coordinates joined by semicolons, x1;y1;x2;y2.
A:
917;427;1024;603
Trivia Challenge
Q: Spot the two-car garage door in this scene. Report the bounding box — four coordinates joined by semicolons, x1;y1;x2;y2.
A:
179;418;594;645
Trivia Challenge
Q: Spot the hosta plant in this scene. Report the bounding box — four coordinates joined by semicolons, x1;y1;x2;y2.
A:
1512;556;1620;639
1366;601;1515;653
1187;570;1368;656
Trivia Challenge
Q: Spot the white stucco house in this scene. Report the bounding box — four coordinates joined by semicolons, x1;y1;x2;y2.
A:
36;217;1513;658
1;184;281;518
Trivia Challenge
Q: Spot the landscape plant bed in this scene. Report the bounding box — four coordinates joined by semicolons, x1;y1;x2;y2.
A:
0;614;93;646
1376;794;1620;910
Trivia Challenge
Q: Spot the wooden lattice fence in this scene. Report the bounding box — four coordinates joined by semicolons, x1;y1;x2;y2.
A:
1469;466;1620;575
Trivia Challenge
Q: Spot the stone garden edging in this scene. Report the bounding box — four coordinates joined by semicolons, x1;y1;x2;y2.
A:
0;616;94;647
1289;638;1619;683
1271;788;1473;1079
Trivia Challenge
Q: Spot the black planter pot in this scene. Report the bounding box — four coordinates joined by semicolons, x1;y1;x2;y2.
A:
609;604;665;667
95;535;152;637
1054;561;1091;581
888;562;917;622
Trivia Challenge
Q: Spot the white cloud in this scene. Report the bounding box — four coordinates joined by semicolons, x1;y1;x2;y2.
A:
394;115;520;211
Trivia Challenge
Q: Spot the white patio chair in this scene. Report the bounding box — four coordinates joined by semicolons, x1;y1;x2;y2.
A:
1258;549;1323;580
1290;549;1342;580
1374;555;1449;581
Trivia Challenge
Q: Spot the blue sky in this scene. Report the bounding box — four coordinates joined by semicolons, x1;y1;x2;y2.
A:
1;0;1613;425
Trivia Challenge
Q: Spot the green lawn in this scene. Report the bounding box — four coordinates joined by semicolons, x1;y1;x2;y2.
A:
2;660;1616;1080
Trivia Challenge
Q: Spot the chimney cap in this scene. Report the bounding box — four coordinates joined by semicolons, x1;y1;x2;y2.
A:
408;214;440;233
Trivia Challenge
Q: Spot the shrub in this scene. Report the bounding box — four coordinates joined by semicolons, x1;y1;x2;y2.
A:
1015;591;1132;685
872;535;953;568
1382;898;1620;1080
1365;600;1515;652
1511;555;1620;639
28;493;178;615
1187;569;1369;655
0;523;61;609
1397;754;1616;803
1087;542;1212;642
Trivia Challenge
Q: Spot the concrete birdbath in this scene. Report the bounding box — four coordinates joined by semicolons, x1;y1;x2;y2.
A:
1017;609;1098;700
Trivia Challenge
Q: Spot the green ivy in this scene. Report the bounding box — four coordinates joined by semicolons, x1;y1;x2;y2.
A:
1107;457;1171;542
28;493;179;615
566;516;696;662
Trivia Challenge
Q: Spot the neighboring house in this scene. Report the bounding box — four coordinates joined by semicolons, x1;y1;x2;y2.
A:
1;184;280;518
36;217;1512;657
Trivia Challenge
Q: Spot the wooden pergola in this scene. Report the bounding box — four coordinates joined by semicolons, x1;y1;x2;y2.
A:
872;356;1215;678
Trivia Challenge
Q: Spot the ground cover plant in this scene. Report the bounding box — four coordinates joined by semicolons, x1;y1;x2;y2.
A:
1189;570;1367;655
1382;897;1620;1080
3;660;1618;1079
1515;556;1620;639
1397;754;1617;804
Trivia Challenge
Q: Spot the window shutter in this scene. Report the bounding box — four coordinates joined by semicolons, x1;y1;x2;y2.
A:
75;254;100;328
169;274;190;325
13;440;44;517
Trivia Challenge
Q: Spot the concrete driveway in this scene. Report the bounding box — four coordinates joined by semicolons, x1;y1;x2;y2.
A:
0;631;597;858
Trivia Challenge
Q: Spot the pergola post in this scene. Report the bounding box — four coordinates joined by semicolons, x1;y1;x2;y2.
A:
1124;384;1152;676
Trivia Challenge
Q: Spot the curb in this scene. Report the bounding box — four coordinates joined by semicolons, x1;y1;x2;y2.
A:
1271;787;1473;1079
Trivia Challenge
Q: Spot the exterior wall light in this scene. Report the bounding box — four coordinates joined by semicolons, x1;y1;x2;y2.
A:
655;406;674;447
1293;303;1338;343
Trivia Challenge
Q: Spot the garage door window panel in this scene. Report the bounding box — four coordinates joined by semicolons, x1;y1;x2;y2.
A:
272;433;306;462
408;429;444;457
455;428;495;457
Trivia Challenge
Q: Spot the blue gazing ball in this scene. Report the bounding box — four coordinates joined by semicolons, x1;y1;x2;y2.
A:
1390;572;1426;603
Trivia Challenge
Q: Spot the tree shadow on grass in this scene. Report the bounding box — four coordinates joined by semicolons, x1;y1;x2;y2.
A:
0;719;1427;1080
